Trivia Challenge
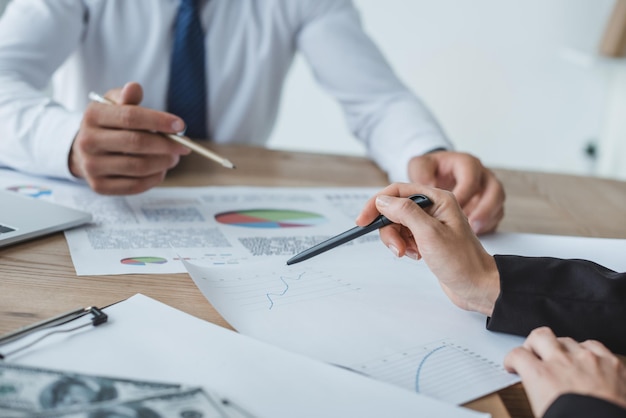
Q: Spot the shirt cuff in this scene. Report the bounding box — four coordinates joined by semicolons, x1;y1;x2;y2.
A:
33;107;83;180
384;137;452;183
362;96;454;183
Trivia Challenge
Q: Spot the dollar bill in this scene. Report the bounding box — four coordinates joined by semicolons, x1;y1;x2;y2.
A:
0;363;182;416
36;387;254;418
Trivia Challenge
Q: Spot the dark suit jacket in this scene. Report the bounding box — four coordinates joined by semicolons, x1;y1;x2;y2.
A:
544;394;626;418
486;255;626;417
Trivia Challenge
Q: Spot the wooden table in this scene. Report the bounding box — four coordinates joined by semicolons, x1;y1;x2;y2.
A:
2;144;626;418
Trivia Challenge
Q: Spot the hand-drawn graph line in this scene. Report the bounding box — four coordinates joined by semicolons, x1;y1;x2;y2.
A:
204;269;361;311
266;272;306;310
351;340;515;404
414;345;445;393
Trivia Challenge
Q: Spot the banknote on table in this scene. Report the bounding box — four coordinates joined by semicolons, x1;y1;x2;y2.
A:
0;363;253;418
0;363;182;416
36;387;252;418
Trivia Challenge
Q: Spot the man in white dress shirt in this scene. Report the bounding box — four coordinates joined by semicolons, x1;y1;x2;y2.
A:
0;0;504;234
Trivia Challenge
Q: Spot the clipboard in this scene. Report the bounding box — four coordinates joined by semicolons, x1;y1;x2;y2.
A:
0;306;107;359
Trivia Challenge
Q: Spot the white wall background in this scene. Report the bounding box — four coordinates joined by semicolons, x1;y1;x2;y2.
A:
269;0;618;178
0;0;621;178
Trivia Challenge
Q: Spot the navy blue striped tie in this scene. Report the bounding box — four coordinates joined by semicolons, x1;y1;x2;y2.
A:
167;0;208;139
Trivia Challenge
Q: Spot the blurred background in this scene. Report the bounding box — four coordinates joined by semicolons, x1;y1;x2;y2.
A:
1;0;624;179
270;0;624;180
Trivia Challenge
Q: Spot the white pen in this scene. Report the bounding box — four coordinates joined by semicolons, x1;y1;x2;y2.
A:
88;92;235;169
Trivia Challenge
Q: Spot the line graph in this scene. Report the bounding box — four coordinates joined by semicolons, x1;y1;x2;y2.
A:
266;272;306;309
414;345;445;393
350;339;515;404
196;267;361;311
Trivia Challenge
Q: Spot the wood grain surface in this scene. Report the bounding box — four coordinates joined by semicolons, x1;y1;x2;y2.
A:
2;145;625;418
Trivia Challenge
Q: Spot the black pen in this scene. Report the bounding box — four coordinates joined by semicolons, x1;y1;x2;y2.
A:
286;194;433;265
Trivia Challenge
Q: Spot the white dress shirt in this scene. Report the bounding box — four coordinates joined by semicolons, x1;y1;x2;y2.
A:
0;0;452;182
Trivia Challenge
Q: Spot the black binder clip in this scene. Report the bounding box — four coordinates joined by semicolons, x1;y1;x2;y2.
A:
0;306;108;360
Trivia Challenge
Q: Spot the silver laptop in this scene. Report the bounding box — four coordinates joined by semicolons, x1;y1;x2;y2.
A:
0;189;92;247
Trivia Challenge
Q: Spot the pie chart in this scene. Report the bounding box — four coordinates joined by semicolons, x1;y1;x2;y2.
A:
215;209;326;228
7;185;52;198
120;256;168;266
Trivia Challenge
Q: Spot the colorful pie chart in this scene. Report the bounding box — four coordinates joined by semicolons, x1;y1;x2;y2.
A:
215;209;326;228
120;256;168;266
7;185;52;198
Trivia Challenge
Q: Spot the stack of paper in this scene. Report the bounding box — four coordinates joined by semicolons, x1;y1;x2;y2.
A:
2;294;485;418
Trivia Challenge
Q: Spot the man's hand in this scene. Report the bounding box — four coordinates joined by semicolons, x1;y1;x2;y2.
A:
69;82;191;195
407;151;504;235
504;327;626;417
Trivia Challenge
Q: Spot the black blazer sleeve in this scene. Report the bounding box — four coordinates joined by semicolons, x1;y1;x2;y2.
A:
486;255;626;355
544;394;626;418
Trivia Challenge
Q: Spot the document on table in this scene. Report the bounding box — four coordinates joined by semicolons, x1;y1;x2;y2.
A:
185;232;626;405
0;168;383;275
57;185;380;275
0;168;89;203
1;294;485;418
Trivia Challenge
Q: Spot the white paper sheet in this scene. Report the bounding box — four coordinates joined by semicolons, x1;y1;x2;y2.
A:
2;294;485;418
58;185;380;275
0;168;385;275
0;168;88;203
185;232;626;405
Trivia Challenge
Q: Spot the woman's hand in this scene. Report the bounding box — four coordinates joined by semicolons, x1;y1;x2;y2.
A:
356;183;499;316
